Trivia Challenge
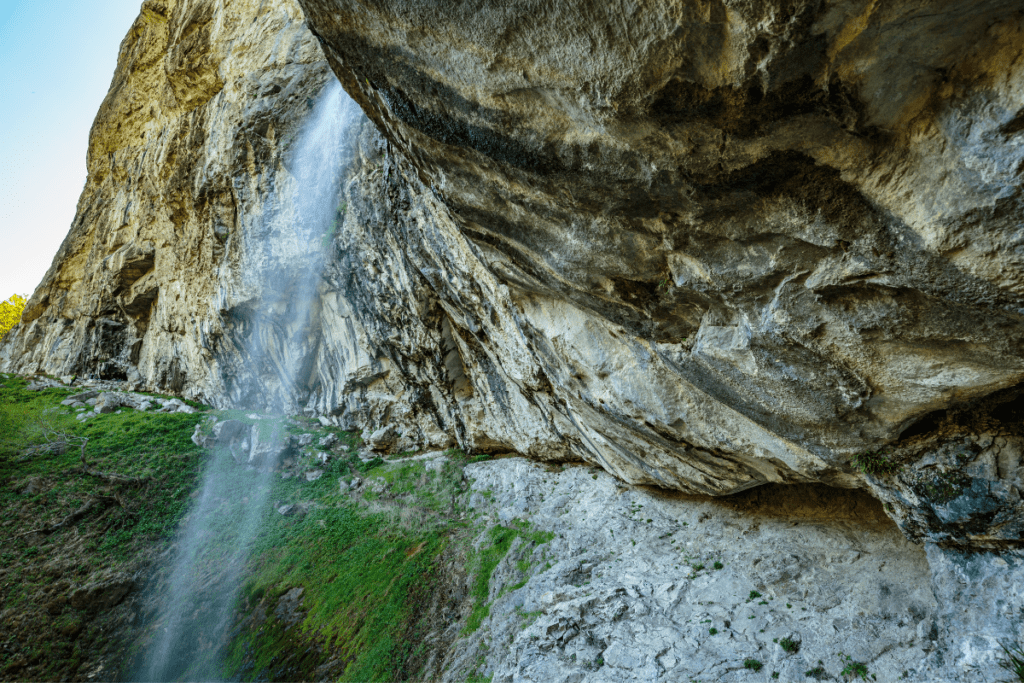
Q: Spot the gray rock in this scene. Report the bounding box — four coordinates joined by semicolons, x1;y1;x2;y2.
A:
305;470;323;482
296;433;314;447
69;576;134;611
318;433;338;449
439;458;1015;683
0;0;1021;558
213;419;249;443
248;424;289;467
367;425;398;452
274;587;305;625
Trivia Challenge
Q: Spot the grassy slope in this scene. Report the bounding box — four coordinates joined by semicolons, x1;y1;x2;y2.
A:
0;373;205;681
0;373;553;682
224;446;468;681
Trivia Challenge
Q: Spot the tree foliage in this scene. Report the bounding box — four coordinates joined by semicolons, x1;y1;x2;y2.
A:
0;294;27;339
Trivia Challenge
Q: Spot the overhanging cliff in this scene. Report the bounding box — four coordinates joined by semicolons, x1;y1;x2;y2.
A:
3;0;1024;551
298;0;1024;547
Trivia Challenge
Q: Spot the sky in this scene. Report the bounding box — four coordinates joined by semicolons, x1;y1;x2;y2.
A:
0;0;142;299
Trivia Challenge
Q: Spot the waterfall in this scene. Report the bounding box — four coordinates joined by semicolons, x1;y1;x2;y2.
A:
134;78;361;682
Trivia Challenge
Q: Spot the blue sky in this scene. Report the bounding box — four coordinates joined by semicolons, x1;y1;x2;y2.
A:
0;0;141;299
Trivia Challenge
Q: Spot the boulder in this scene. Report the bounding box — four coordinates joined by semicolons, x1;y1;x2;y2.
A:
68;576;134;611
367;425;398;452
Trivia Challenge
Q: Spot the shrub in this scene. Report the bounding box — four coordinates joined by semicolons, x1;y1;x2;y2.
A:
0;293;27;339
744;658;763;672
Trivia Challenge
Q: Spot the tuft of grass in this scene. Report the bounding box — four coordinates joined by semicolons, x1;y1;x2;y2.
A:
805;664;827;680
999;641;1024;683
839;653;870;681
708;627;718;635
850;450;901;476
744;658;763;672
779;636;800;654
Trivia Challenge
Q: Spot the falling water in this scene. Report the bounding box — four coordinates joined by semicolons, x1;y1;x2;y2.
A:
135;79;361;681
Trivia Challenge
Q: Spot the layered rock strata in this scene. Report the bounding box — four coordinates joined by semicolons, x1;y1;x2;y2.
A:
0;0;344;410
297;0;1024;545
2;0;1024;552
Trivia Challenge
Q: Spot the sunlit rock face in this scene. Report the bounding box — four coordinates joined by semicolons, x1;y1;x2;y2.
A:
0;0;344;411
3;0;1024;549
293;0;1024;520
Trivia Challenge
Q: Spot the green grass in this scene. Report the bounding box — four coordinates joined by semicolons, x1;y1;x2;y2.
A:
0;374;559;681
226;503;445;681
463;521;554;635
0;373;206;680
1000;641;1024;682
223;446;481;681
839;653;870;681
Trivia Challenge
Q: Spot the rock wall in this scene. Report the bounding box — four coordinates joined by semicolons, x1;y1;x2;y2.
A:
298;0;1024;547
451;457;1024;682
1;1;1022;674
3;0;1024;551
0;0;344;411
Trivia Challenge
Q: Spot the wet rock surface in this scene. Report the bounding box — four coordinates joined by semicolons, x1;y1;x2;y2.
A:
295;0;1024;538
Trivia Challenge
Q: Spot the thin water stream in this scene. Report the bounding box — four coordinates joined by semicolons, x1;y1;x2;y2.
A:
135;80;361;681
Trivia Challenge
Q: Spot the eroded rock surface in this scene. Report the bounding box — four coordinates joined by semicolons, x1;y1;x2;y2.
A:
2;0;1023;553
298;0;1024;542
0;0;347;411
448;458;1023;683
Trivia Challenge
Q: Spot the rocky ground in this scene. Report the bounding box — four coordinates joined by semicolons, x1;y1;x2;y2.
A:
444;458;1024;683
3;374;1022;682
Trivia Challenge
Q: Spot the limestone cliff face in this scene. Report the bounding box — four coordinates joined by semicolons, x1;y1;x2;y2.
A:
296;0;1024;547
4;0;1024;550
0;0;341;410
